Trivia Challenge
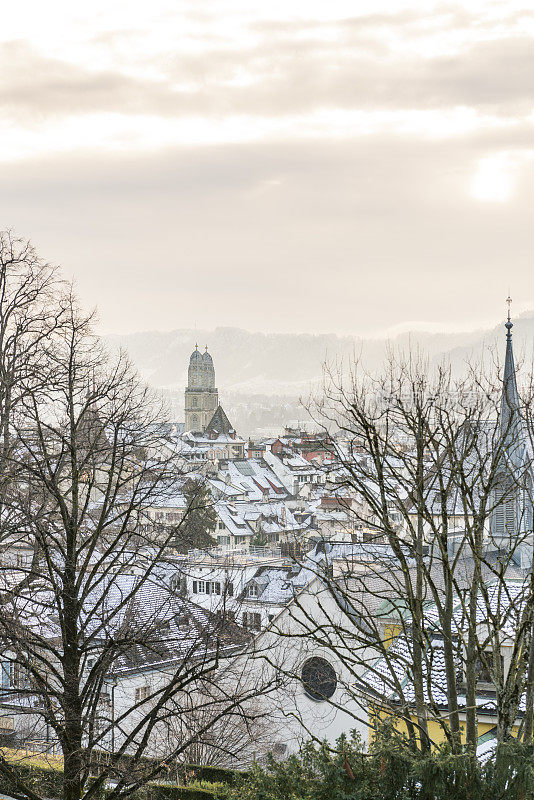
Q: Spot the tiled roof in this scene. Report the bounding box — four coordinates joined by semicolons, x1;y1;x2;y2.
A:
360;580;527;714
2;573;249;675
205;405;234;436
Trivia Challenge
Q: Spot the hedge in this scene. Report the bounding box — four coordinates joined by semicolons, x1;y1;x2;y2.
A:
0;761;64;799
180;765;248;787
135;787;218;800
155;789;216;800
0;758;239;800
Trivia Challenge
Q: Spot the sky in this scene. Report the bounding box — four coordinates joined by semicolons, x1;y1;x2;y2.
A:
1;0;533;337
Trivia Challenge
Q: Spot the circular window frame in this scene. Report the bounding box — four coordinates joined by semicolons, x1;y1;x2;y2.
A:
301;656;337;702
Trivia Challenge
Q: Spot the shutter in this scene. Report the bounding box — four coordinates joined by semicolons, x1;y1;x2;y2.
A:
193;581;197;593
242;613;248;628
227;582;234;597
216;583;221;595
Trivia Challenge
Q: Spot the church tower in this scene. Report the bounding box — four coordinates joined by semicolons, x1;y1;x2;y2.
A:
184;345;219;432
489;299;533;559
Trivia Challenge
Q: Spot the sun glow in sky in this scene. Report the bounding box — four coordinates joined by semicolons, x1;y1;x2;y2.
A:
0;0;533;336
471;154;515;203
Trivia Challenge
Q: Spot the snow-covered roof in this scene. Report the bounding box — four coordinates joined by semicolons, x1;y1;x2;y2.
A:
242;564;313;604
215;500;308;539
216;459;288;501
360;580;528;715
0;573;249;675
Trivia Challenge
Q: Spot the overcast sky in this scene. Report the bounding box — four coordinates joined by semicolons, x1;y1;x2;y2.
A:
1;1;533;337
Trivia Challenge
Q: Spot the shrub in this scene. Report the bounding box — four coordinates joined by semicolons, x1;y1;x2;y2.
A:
227;728;534;800
0;761;64;799
180;765;248;787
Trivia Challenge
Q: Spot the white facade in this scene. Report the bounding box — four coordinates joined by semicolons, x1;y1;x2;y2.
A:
232;576;374;758
171;549;289;630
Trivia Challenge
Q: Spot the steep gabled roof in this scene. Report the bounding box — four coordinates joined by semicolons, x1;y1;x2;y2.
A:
205;404;234;436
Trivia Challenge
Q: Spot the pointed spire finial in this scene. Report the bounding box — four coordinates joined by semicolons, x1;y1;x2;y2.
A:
195;342;198;350
506;295;513;334
205;344;208;352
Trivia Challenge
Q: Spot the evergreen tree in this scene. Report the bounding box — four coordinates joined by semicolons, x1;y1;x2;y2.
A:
174;478;217;552
229;727;534;800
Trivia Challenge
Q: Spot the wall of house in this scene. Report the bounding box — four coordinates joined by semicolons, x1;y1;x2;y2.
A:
232;577;374;758
371;709;519;749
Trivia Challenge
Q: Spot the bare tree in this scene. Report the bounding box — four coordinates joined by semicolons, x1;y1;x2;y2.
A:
273;345;534;757
153;680;277;770
0;276;271;800
0;232;68;576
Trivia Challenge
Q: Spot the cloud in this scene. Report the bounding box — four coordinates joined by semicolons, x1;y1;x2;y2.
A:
2;17;534;128
1;2;533;339
1;133;534;336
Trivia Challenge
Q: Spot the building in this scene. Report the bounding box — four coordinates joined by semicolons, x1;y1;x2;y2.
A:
184;345;219;432
0;574;250;757
214;458;289;502
488;310;534;565
359;579;527;751
171;547;288;630
214;500;309;549
263;448;324;496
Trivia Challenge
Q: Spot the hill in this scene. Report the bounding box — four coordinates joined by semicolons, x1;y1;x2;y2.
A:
103;313;534;436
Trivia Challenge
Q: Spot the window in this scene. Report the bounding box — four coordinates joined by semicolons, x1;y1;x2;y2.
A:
475;651;504;685
135;686;150;702
1;662;9;690
1;661;30;691
226;581;234;597
242;612;261;631
301;657;337;702
192;580;220;595
247;583;258;597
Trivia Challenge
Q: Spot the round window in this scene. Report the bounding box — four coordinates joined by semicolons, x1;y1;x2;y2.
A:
301;656;337;702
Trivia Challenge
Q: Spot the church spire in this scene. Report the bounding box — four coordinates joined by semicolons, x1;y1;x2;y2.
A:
501;296;520;441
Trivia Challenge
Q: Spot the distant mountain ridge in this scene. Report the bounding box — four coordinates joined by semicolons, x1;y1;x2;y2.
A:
103;314;534;435
104;314;534;395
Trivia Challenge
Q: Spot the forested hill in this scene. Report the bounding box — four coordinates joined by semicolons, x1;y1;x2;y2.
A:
104;314;534;394
103;314;534;435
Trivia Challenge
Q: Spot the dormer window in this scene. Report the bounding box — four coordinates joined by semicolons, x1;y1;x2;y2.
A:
248;583;259;597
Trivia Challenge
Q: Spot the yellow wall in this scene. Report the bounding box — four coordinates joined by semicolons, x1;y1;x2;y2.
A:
383;624;402;650
370;707;517;748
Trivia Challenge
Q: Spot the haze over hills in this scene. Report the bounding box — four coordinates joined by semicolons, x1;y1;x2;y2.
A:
104;312;534;436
